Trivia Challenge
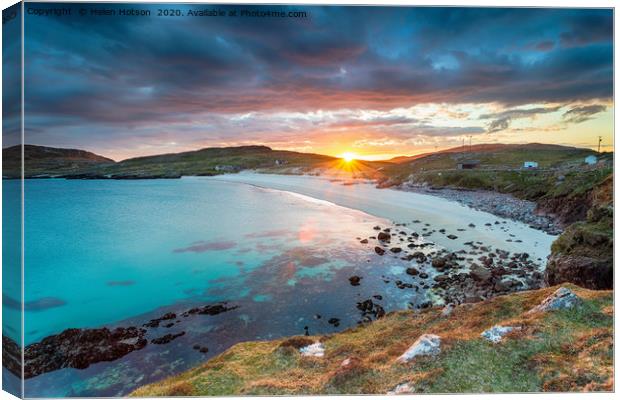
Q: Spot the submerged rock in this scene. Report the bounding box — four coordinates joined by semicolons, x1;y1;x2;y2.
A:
299;342;325;357
527;287;581;314
374;246;386;256
151;331;185;345
396;334;441;363
481;325;518;343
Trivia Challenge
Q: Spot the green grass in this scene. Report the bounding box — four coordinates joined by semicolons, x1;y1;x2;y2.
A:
131;286;613;396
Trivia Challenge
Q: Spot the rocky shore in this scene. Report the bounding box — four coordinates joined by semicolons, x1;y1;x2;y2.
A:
3;302;238;379
356;222;545;308
398;183;562;235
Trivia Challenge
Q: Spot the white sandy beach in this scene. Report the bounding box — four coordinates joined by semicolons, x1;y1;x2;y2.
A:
209;172;557;263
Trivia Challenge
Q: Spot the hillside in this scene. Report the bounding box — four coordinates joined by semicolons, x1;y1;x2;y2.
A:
131;285;612;395
96;146;337;178
388;143;586;164
2;144;114;178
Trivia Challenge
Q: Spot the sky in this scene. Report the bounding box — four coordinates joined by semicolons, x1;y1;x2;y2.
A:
6;4;614;161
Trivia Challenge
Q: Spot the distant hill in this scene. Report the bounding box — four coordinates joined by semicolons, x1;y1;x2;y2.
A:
97;145;341;179
389;143;587;164
2;142;601;180
2;145;115;178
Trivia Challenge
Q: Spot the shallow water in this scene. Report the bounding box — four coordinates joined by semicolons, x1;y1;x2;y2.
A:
7;177;444;397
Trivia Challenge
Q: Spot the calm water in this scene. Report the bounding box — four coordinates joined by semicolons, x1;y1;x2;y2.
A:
3;178;439;397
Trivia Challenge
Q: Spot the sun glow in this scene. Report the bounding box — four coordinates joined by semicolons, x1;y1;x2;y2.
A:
340;152;357;162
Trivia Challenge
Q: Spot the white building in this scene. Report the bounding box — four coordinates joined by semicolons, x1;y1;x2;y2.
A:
523;161;538;169
584;155;598;165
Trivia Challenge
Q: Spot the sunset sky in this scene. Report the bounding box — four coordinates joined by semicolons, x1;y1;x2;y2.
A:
9;5;614;161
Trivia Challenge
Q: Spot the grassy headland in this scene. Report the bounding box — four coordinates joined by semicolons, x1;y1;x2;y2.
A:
131;285;612;395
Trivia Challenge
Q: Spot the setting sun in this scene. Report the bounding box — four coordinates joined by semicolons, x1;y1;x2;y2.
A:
340;152;357;162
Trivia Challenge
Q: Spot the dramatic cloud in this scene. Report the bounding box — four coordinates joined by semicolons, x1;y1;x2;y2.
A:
9;4;613;158
562;105;607;124
481;106;562;133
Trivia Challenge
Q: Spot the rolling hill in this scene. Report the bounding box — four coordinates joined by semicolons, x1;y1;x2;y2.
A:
2;144;115;178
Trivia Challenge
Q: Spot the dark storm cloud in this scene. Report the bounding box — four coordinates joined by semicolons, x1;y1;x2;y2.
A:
21;4;612;151
562;104;607;124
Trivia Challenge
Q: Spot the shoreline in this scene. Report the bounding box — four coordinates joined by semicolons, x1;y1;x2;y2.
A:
208;173;557;263
396;183;563;235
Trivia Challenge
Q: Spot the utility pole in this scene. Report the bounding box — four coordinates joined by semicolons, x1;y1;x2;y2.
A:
462;137;465;152
598;136;602;153
468;136;472;152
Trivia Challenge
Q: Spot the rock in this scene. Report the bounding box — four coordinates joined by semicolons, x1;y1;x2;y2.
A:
375;246;386;256
546;254;612;290
405;267;419;276
419;272;429;279
22;326;148;378
360;239;368;244
431;258;446;269
447;234;458;240
411;252;426;262
183;302;238;317
470;264;492;282
481;325;518;343
349;276;362;286
527;287;581;314
151;331;185;345
143;312;177;328
328;318;341;327
299;342;325;357
433;274;449;282
396;334;441;363
377;232;391;242
387;382;415;395
390;247;402;253
493;280;510;292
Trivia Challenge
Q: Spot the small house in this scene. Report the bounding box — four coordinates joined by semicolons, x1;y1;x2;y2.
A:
523;161;538;169
456;160;480;170
584;155;597;165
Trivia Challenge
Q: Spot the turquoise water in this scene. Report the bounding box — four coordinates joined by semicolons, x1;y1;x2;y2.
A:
18;178;392;344
4;177;439;396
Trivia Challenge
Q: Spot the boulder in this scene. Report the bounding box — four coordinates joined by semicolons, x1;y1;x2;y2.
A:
527;287;581;314
375;247;386;256
396;334;441;363
481;325;519;343
546;254;612;290
469;264;492;282
377;232;391;242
